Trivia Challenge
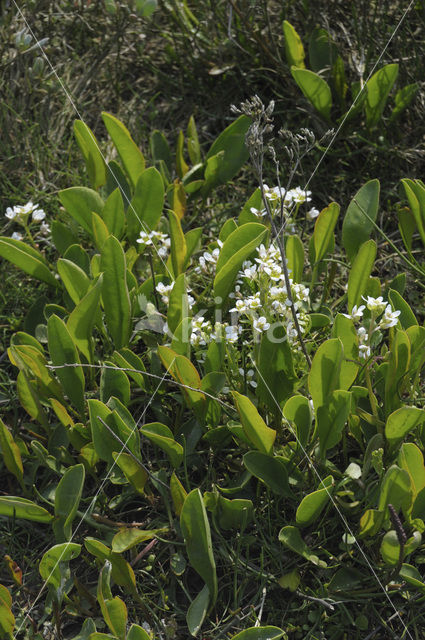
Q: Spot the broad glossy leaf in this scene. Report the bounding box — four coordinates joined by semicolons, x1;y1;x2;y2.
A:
204;115;250;191
57;259;90;305
342;180;380;260
312;202;339;263
282;395;312;450
285;234;304;282
378;465;411;518
174;355;206;417
170;471;187;516
214;223;267;302
88;399;139;464
39;543;81;589
347;239;376;312
231;627;285;640
128;167;164;240
167;274;188;335
401;179;425;247
16;371;49;428
316;390;351;454
140;422;184;468
238;187;263;225
283;20;305;68
216;495;253;531
102;112;145;189
243;451;291;496
390;83;418;122
169;210;187;277
187;114;201;165
400;563;425;592
53;464;85;542
384;329;411;414
0;496;52;523
187;584;209;637
126;624;151;640
101;235;131;349
388;289;417;329
112;452;147;495
278;526;327;567
59;187;104;235
0;419;24;489
97;562;127;640
380;530;401;566
291;67;332;121
308;26;338;72
232;392;276;454
180;489;217;605
67;275;103;363
48;315;85;415
308;338;343;410
150;129;172;171
0;237;56;286
256;325;296;412
296;475;333;527
111;527;167;553
103;187;125;239
331;314;359;390
0;584;14;637
100;363;130;406
365;63;398;128
74;120;106;189
385;407;425;447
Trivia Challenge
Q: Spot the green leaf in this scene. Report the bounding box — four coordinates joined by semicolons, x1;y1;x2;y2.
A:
48;315;85;415
170;471;187;516
365;63;398;129
97;562;127;640
59;187;104;236
347;240;377;312
398;443;425;499
74;120;106;189
187;114;201;165
283;20;305;68
67;275;103;363
126;624;151;640
101;235;131;349
187;584;209;637
53;464;85;542
312;202;339;263
316;390;351;454
150;129;172;172
308;338;343;410
111;528;167;553
230;627;285;640
176;129;189;178
232;391;276;454
167;273;188;335
112;452;147;495
342;179;380;260
215;495;253;531
380;530;401;566
88;400;139;465
296;476;333;527
57;259;90;305
238;187;263;225
91;209;110;250
243;451;291;497
180;489;217;606
0;584;15;639
285;234;304;282
256;324;296;412
388;289;417;329
331;314;359;390
385;407;425;447
0;496;52;523
204;115;251;192
100;363;130;406
214;223;267;302
291;67;332;121
378;465;411;518
278;526;327;567
128;167;164;240
282;395;312;451
390;83;418;122
0;419;24;489
103;188;125;238
401;179;425;247
308;27;338;72
102;112;145;189
0;237;56;287
400;564;425;592
140;422;184;468
384;329;411;414
39;543;81;589
168;209;187;277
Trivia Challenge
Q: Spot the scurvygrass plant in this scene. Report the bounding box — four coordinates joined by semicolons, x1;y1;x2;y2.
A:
1;107;425;639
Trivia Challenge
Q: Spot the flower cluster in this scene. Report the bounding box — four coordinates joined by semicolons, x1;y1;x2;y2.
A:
196;240;223;274
5;201;50;242
188;318;241;347
137;230;171;259
250;185;318;222
343;296;401;359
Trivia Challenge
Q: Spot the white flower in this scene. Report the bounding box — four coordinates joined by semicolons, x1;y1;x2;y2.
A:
39;221;51;235
250;206;267;218
379;305;401;330
230;299;248;313
357;326;368;342
342;304;365;321
5;207;16;220
156;281;174;304
293;283;310;303
225;325;240;344
11;231;23;240
363;296;386;314
359;344;371;359
263;262;282;281
247;294;261;310
253;316;270;332
307;207;320;220
32;208;46;222
287;187;312;204
137;230;152;245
